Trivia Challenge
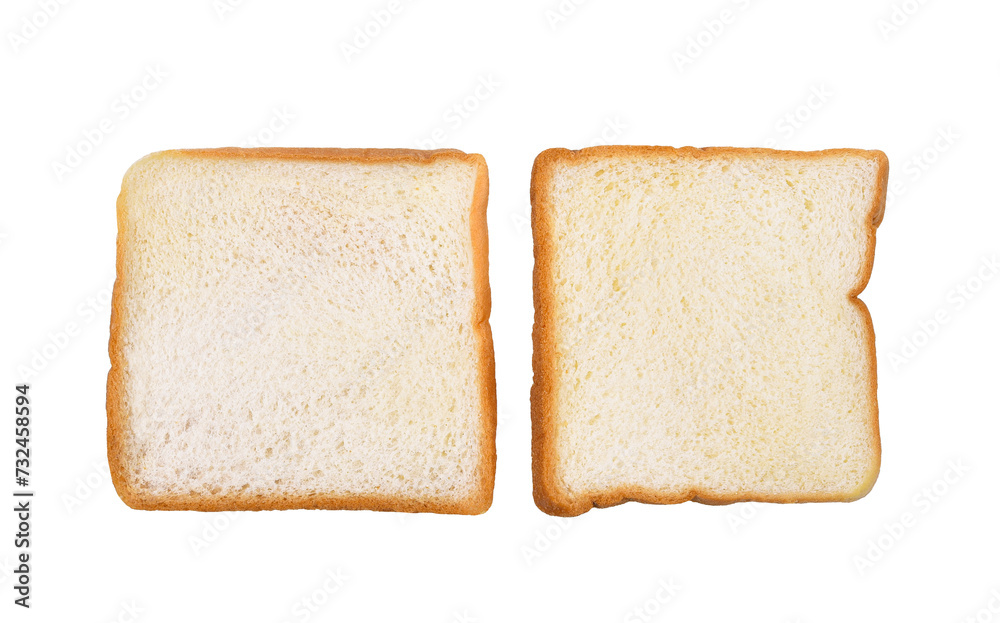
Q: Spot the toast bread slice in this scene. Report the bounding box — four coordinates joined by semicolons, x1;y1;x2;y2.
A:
531;146;888;516
108;148;495;513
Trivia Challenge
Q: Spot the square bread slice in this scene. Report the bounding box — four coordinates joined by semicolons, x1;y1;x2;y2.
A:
531;146;888;516
108;148;495;514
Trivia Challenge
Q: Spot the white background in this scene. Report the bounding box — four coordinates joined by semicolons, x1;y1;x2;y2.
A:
2;0;999;621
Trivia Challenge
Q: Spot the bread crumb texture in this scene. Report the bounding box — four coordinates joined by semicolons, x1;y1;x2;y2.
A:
109;149;494;513
532;146;886;515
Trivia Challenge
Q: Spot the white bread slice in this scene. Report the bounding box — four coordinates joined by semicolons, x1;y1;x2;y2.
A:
108;148;495;514
531;146;888;516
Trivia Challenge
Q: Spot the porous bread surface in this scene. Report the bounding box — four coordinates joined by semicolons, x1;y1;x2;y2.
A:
108;148;495;513
531;146;887;516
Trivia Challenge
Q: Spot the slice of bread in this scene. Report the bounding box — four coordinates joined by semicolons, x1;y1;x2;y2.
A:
108;148;495;514
531;146;888;516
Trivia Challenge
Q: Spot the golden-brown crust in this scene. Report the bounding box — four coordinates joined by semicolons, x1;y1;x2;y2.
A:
468;153;497;514
107;147;495;514
530;145;888;516
175;146;477;164
107;173;133;509
530;149;569;516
